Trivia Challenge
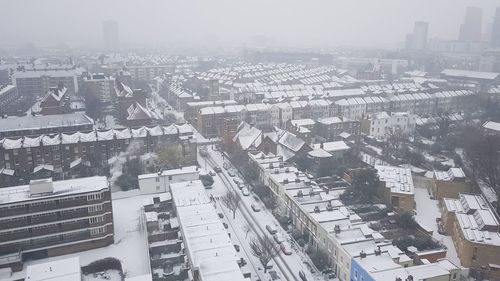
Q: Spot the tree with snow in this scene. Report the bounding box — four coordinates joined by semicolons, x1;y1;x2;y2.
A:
249;235;279;273
221;190;241;219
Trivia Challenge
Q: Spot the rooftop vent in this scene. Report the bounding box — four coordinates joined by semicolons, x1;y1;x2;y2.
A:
334;224;341;234
295;178;300;183
314;206;320;213
29;178;54;196
374;246;381;256
297;190;303;197
359;250;367;259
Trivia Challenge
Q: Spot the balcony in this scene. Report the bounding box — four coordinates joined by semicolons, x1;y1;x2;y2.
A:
0;230;31;242
58;198;88;208
60;220;89;232
59;209;88;220
0;206;29;218
30;214;58;225
0;218;28;229
28;203;57;213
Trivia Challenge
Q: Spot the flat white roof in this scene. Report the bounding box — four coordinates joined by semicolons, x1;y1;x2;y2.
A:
171;180;245;281
0;112;93;134
138;166;199;180
0;176;108;205
26;256;81;281
483;121;500;132
441;69;499;81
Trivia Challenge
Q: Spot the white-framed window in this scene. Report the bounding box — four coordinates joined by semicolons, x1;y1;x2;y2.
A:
89;215;105;224
88;204;104;213
87;193;103;201
90;226;106;236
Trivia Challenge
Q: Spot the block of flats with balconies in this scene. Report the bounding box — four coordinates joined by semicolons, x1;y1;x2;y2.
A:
0;176;113;272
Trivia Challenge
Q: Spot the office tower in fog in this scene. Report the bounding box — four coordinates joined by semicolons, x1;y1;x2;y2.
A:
102;20;119;50
459;7;482;41
412;21;428;50
492;7;500;48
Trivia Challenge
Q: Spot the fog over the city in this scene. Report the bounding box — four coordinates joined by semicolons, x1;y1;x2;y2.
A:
0;0;498;49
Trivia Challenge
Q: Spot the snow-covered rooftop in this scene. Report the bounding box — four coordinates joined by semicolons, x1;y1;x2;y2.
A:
25;256;81;281
0;176;108;205
170;180;246;281
375;165;414;195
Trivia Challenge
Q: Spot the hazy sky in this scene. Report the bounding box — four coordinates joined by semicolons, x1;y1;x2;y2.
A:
0;0;498;50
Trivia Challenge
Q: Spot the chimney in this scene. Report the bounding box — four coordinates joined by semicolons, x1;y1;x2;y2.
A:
334;224;341;234
297;190;303;197
320;142;324;149
314;206;320;213
375;246;381;256
359;250;366;259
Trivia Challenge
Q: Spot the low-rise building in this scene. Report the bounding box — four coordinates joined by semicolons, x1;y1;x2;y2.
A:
483;121;500;135
0;177;113;272
138;166;200;194
315;117;360;143
361;112;416;140
442;193;500;271
0;85;18;114
170;180;248;281
432;168;469;200
375;165;415;214
25;256;82;281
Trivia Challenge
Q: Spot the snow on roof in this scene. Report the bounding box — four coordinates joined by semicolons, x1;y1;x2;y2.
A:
25;256;81;281
138;166;199;180
375;165;414;195
290;118;315;127
444;193;500;246
308;148;332;158
313;141;350;153
13;68;82;79
171;180;245;281
434;167;465;181
0;112;93;134
232;122;262;150
483;121;500;132
125;274;153;281
441;69;500;81
277;131;305;152
0;176;108;205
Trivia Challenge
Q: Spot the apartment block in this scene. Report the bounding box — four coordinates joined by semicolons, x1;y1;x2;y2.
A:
375;165;416;214
0;177;113;272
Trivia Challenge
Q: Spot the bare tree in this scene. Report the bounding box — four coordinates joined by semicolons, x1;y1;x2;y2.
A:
249;235;280;273
243;223;252;239
221;190;241;219
465;132;500;214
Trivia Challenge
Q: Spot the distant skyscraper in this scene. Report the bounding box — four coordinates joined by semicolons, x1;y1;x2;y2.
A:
412;21;429;50
492;7;500;48
459;7;482;42
102;20;119;51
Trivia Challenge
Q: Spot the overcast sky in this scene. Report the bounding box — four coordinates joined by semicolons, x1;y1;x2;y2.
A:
1;0;498;50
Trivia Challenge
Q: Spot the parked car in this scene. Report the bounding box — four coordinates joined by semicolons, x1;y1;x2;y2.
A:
280;242;292;255
266;224;277;235
251;203;261;212
228;171;235;177
241;187;250;196
238;183;245;190
218;213;224;219
223;163;230;170
233;177;240;184
214;167;222;173
209;171;216;177
273;233;284;244
234;244;240;252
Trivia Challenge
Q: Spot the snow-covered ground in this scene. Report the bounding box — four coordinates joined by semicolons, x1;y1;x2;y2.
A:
83;269;122;281
7;191;153;281
413;178;461;266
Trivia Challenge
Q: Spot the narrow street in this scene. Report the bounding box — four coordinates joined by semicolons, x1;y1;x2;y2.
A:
198;144;322;281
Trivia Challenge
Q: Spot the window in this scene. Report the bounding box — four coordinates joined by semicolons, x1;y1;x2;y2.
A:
87;193;103;201
89;215;104;224
90;226;106;236
88;204;104;213
155;177;160;183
